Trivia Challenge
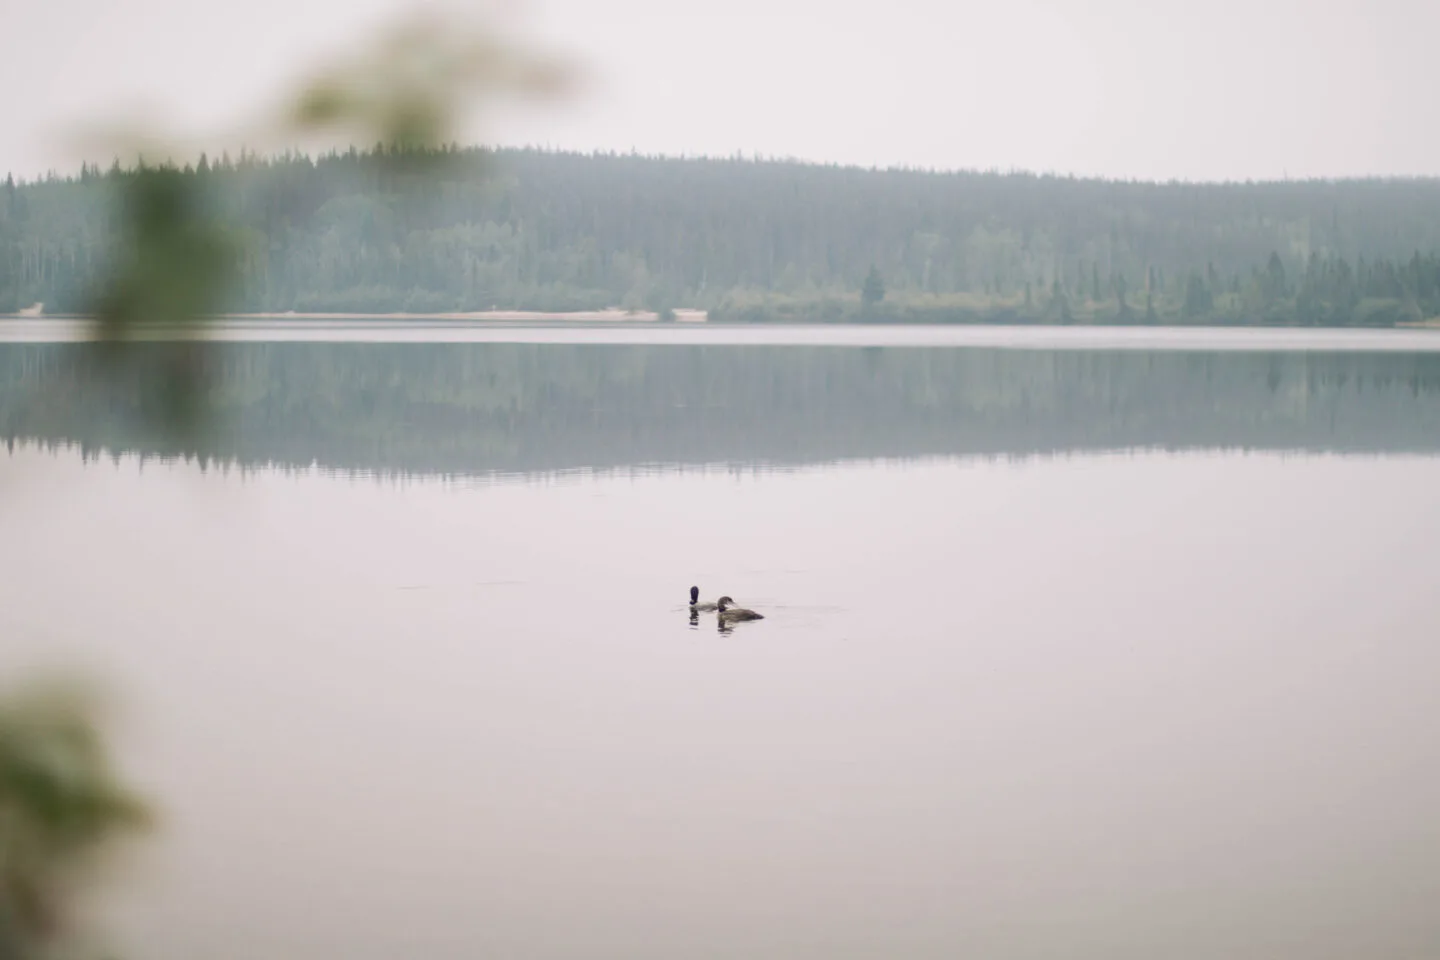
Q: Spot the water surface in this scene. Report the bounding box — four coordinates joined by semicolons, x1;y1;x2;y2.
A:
2;326;1438;960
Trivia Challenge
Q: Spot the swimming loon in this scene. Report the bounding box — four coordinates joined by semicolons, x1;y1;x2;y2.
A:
689;586;719;612
717;596;764;622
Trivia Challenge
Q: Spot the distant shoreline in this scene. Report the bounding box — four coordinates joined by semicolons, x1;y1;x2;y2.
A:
2;310;1439;330
0;309;710;323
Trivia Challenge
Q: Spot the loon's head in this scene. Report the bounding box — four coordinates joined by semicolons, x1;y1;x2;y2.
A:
717;596;735;613
690;586;700;604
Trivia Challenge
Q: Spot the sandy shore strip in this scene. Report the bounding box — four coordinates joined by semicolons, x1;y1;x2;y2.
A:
0;308;710;322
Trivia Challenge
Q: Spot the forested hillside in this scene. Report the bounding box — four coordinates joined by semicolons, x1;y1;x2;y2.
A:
5;146;1440;325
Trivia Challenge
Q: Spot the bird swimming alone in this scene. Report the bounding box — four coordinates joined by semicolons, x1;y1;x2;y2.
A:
689;586;719;612
716;596;764;623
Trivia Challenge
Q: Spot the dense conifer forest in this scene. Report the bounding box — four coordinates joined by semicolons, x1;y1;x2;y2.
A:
5;146;1440;325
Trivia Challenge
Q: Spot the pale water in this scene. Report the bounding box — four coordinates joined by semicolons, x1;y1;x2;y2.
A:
3;325;1440;960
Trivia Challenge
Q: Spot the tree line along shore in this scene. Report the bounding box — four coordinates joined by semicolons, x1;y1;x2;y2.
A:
5;146;1440;327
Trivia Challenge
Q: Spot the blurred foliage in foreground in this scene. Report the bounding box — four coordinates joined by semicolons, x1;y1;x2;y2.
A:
0;676;152;960
0;10;575;957
48;7;574;439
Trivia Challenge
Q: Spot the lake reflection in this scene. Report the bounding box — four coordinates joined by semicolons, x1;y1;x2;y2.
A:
4;342;1440;477
2;335;1440;960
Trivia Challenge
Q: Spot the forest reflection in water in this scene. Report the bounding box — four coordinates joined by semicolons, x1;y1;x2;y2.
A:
3;341;1440;480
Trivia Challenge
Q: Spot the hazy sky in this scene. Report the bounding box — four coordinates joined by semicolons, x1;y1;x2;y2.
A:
5;0;1438;182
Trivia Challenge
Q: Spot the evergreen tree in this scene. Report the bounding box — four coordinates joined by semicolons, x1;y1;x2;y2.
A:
1264;251;1288;303
1183;271;1213;318
861;265;885;309
1114;272;1133;323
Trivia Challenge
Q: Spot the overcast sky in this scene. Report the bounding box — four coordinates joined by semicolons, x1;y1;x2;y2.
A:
4;0;1437;183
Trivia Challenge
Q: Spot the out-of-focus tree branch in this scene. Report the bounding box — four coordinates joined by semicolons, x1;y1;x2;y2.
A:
0;14;581;955
286;8;574;154
76;6;578;438
0;674;153;960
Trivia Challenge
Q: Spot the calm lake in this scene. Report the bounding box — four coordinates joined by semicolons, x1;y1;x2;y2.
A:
3;323;1440;960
